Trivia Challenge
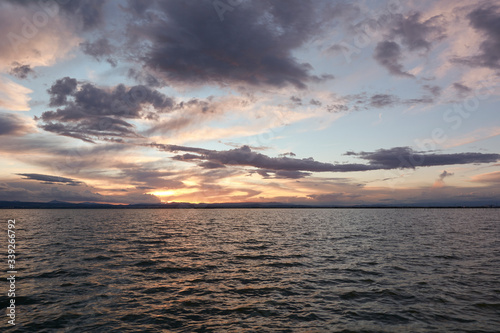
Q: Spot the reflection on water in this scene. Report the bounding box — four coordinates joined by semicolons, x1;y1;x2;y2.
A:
1;208;499;332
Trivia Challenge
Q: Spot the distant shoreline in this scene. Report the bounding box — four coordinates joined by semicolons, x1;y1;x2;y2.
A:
0;201;498;209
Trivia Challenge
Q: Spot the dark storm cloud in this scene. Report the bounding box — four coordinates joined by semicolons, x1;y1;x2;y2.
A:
44;77;174;116
128;0;339;89
17;173;83;186
9;62;35;79
455;5;500;69
373;41;414;77
47;77;78;107
0;113;33;136
154;144;500;177
37;77;175;142
389;13;446;51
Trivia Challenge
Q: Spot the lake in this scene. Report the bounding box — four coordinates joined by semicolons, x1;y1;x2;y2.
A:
1;208;499;332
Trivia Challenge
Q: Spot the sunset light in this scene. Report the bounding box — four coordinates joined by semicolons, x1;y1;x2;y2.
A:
1;1;499;331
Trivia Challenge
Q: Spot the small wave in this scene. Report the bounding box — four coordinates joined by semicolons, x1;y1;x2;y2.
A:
83;255;111;262
148;265;214;274
264;261;304;268
339;289;415;302
134;259;161;267
232;286;297;296
234;254;278;260
474;303;500;309
434;255;461;260
288;312;323;321
142;286;175;294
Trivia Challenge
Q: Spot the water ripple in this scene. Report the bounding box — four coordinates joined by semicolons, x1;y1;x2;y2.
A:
1;208;499;332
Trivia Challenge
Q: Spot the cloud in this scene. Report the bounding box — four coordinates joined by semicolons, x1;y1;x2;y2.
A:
47;76;78;106
144;97;228;136
0;1;81;111
159;144;373;173
310;99;322;106
373;41;414;77
0;113;35;135
5;0;106;32
117;164;184;189
36;77;175;142
433;170;454;188
470;171;500;183
422;84;441;97
389;12;446;51
58;0;106;31
155;144;500;177
9;62;36;79
125;0;339;89
453;82;471;96
456;5;500;69
17;173;83;186
307;192;361;203
369;11;445;79
439;170;453;179
347;147;500;169
80;37;116;66
345;91;436;111
0;77;33;111
290;96;302;105
0;2;80;70
369;94;400;108
0;180;160;204
254;169;312;179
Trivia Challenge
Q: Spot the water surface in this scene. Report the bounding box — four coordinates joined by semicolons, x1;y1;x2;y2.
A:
1;208;499;332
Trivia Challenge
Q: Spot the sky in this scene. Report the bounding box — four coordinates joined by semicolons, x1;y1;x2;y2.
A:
0;0;499;206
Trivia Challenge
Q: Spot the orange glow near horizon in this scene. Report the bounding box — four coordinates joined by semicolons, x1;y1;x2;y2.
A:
150;190;176;197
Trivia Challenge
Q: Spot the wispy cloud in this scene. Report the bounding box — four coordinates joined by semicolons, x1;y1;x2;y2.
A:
17;173;84;186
